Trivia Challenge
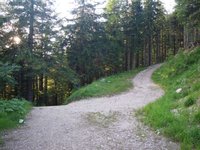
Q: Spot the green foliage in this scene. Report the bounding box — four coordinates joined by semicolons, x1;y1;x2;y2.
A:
130;0;144;52
0;62;20;91
175;0;200;26
104;0;125;72
0;0;197;106
140;47;200;149
49;55;80;104
65;68;143;104
66;0;114;85
1;0;76;104
194;111;200;123
0;99;32;131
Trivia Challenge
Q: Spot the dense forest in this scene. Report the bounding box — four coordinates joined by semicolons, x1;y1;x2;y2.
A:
0;0;199;105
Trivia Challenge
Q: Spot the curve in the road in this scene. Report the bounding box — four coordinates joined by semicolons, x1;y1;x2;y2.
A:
1;65;179;150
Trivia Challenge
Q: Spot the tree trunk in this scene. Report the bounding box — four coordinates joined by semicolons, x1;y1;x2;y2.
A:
27;73;33;102
39;75;44;104
136;51;140;67
44;75;48;105
27;0;34;102
125;39;129;71
54;81;58;105
156;32;161;63
173;34;176;55
143;38;147;66
148;35;152;66
184;26;189;49
35;76;39;103
130;50;133;70
20;67;27;99
132;51;135;69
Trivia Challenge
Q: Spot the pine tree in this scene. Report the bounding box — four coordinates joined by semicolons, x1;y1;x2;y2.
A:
66;0;107;84
175;0;200;48
130;0;144;67
143;0;165;65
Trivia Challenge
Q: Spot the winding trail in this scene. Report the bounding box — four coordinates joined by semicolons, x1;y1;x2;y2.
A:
1;65;179;150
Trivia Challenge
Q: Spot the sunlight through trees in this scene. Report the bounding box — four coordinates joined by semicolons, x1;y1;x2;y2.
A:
0;0;199;105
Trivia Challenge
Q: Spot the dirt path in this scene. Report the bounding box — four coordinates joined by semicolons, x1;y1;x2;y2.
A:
1;65;179;150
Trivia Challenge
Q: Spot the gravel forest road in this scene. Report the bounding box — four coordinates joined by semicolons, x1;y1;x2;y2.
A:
1;64;179;150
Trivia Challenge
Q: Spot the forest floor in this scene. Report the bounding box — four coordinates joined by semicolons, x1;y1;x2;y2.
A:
1;65;179;150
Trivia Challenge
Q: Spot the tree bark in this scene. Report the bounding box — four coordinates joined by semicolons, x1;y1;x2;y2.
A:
136;51;140;67
44;75;48;105
27;0;34;102
148;34;152;66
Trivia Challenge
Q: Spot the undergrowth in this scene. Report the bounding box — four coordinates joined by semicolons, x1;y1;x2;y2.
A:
65;68;143;104
0;99;31;131
140;47;200;149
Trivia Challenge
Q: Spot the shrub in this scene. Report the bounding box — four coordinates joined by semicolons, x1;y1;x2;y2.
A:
0;98;31;131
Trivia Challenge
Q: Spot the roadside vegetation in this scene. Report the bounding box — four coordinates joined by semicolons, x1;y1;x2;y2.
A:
0;99;31;131
140;47;200;149
1;0;199;106
65;68;143;104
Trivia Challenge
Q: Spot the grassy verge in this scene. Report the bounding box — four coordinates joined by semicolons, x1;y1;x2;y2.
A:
0;99;32;131
140;47;200;149
65;68;143;104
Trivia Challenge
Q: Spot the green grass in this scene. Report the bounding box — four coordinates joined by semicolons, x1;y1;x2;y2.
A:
65;68;143;104
140;47;200;149
0;99;32;131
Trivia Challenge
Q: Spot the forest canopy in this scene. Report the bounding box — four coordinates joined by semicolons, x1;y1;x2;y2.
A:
0;0;199;105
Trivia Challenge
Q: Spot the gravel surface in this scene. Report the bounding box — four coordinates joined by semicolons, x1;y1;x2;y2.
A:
1;65;180;150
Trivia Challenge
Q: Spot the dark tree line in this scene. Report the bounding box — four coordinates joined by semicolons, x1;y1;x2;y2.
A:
0;0;77;105
0;0;199;105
